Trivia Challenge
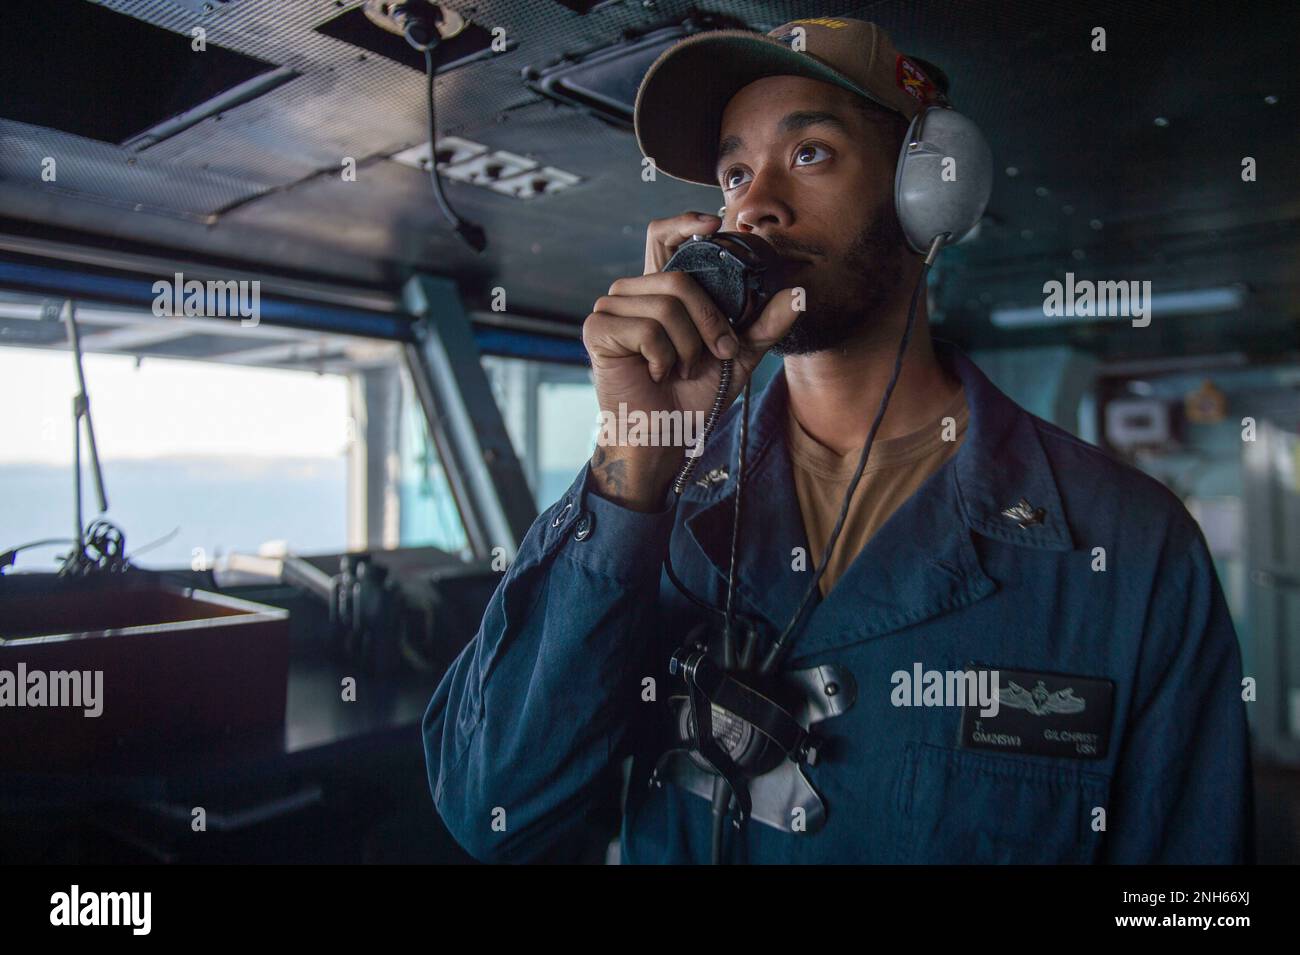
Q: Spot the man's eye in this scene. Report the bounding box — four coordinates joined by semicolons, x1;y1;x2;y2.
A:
722;167;751;190
795;143;830;166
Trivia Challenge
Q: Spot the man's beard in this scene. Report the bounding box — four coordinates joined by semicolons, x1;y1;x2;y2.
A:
769;204;909;357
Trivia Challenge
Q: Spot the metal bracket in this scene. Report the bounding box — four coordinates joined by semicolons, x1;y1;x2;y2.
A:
401;274;536;558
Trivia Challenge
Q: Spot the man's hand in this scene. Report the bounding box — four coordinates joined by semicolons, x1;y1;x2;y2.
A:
582;211;801;510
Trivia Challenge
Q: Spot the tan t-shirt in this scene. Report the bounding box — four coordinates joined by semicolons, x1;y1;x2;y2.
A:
787;387;969;597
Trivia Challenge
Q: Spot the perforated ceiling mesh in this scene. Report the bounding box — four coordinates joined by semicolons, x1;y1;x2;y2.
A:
1;0;1297;357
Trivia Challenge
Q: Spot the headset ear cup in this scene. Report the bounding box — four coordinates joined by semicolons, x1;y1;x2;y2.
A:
894;106;994;255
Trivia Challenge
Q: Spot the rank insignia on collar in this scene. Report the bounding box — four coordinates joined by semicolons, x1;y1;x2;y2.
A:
1001;497;1046;528
696;467;729;489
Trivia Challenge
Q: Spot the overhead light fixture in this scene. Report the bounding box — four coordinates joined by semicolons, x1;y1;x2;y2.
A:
1105;398;1174;450
361;0;468;43
1145;286;1247;313
523;16;742;129
314;1;498;74
990;285;1246;329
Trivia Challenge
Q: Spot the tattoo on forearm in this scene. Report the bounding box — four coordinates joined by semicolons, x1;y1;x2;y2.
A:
592;445;627;495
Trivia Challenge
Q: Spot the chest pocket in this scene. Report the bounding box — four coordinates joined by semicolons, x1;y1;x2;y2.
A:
895;742;1110;864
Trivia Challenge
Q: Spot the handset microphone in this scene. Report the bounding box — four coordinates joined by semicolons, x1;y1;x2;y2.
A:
662;232;792;333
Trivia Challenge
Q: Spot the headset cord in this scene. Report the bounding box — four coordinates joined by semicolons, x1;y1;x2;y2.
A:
672;358;733;494
710;776;731;865
662;358;736;618
662;359;758;654
654;354;750;863
723;379;751;668
757;239;942;676
662;548;725;620
710;378;753;864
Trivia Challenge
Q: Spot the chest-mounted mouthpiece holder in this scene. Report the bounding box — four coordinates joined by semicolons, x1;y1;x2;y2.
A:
649;621;857;835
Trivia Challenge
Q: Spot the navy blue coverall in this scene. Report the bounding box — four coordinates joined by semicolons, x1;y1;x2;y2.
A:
423;338;1253;863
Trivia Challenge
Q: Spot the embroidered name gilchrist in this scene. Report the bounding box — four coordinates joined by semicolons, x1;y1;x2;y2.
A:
959;667;1115;759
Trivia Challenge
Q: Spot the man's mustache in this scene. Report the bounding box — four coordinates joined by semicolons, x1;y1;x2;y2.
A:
767;235;826;261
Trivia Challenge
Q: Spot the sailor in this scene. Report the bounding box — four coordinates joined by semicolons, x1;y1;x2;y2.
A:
422;17;1252;864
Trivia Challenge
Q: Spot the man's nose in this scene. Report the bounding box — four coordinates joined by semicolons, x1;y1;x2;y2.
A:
732;168;793;234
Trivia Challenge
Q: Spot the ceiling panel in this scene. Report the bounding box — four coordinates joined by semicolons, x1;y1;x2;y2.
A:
0;0;1296;360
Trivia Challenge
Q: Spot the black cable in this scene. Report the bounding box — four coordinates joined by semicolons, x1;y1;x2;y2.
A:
710;776;731;865
412;38;485;252
672;358;732;494
662;357;736;617
664;370;751;864
758;258;933;675
124;525;181;563
663;550;726;619
722;380;751;669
